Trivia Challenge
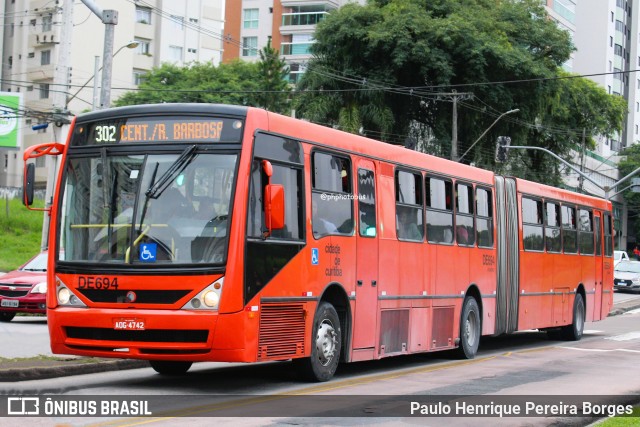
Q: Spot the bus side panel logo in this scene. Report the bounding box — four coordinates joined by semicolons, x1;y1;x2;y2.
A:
311;248;319;265
139;243;157;262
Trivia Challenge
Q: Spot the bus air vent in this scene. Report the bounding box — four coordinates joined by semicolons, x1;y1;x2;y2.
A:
258;304;305;360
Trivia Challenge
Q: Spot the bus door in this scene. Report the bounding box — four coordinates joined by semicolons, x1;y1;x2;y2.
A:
593;212;603;320
353;162;378;349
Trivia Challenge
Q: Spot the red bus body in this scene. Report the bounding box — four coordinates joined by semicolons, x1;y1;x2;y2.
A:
25;104;613;380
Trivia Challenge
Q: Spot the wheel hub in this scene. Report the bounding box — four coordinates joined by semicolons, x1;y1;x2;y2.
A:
315;320;337;366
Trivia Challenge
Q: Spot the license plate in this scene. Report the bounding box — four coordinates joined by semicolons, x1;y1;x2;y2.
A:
113;319;145;330
1;299;19;308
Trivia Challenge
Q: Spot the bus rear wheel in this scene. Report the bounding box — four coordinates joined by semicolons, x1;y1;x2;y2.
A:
561;293;585;341
149;360;192;375
295;301;341;382
457;296;481;359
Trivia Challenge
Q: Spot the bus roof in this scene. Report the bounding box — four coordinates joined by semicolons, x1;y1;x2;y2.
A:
263;108;495;185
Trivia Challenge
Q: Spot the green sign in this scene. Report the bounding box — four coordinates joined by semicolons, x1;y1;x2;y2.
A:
0;92;22;149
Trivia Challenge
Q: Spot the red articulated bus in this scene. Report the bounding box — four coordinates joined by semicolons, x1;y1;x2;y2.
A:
23;104;614;381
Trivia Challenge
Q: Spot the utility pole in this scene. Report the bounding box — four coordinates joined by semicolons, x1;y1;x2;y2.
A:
80;0;118;109
40;0;73;251
438;91;473;161
578;128;586;192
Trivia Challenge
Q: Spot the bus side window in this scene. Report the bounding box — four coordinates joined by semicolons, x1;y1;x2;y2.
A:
312;152;354;238
604;213;613;256
395;170;424;242
545;201;562;253
425;176;453;244
578;208;594;255
562;205;578;253
476;187;493;248
455;182;475;246
522;197;543;251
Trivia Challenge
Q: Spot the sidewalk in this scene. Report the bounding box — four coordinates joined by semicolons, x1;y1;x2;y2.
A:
2;298;640;382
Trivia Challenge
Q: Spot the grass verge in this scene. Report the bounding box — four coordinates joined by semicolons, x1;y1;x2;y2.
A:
0;197;45;272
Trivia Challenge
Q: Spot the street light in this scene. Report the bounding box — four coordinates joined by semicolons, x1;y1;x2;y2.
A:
458;108;520;163
65;41;139;110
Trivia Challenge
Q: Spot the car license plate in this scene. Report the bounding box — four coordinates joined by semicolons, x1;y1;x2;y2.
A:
1;299;19;308
113;318;145;330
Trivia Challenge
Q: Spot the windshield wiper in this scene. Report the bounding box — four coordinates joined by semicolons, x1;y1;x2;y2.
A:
145;145;197;200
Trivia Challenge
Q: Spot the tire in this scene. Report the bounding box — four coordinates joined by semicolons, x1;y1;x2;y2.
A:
295;301;341;382
0;312;16;322
561;293;585;341
457;297;481;359
149;360;192;375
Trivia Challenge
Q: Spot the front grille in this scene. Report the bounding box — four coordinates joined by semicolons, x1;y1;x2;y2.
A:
65;327;209;343
76;289;190;304
0;283;31;288
0;290;29;297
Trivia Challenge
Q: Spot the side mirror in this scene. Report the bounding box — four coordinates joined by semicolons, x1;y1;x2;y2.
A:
261;160;285;237
264;184;285;232
23;163;35;206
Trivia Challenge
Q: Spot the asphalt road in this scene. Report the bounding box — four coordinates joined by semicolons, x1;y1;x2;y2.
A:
2;292;640;359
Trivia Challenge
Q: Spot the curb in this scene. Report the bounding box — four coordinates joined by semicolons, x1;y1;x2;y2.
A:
0;359;148;382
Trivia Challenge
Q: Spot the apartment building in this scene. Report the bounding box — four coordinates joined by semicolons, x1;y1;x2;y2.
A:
0;0;224;188
222;0;363;83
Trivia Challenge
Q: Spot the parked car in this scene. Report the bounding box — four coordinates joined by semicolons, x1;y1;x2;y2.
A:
0;251;47;322
614;260;640;293
614;250;630;266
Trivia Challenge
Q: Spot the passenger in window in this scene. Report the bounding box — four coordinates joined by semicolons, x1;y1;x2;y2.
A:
397;207;422;241
457;225;469;245
312;199;337;236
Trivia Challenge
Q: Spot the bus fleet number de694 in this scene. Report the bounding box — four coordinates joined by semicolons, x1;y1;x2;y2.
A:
78;276;119;290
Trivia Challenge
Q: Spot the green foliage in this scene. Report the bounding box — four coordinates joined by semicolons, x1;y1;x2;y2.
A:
0;197;44;272
114;55;291;114
294;0;625;186
115;61;262;106
618;145;640;239
255;40;291;113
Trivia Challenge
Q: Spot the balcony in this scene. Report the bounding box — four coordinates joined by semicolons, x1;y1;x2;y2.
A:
282;0;339;8
280;42;314;57
282;11;328;27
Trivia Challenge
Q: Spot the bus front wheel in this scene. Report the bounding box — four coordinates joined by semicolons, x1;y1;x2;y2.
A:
457;296;481;359
295;301;341;382
149;360;192;375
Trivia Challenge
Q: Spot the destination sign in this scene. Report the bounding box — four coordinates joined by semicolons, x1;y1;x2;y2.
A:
71;116;244;146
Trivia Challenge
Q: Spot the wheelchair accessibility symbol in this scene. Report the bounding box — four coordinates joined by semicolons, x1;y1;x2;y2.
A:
139;243;157;262
311;248;319;265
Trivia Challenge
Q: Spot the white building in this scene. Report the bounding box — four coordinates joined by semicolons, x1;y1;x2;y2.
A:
0;0;225;188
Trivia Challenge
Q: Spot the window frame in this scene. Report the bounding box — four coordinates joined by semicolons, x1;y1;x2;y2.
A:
311;150;354;239
395;168;424;242
425;175;454;245
475;186;494;248
522;196;544;252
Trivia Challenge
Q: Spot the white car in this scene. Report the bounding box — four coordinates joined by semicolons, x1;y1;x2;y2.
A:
614;250;630;267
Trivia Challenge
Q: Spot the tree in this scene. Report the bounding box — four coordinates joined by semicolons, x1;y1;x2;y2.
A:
114;61;262;107
618;145;640;239
294;0;625;186
255;40;291;114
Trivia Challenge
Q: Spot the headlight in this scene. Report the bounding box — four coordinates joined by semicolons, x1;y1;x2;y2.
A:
182;278;223;311
31;282;47;294
55;277;86;307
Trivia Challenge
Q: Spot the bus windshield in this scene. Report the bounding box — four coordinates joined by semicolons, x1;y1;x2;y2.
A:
59;150;237;266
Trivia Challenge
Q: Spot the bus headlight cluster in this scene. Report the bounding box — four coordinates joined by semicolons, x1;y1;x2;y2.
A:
182;278;223;311
56;277;86;307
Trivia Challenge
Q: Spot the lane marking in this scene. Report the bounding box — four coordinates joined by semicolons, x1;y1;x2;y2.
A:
606;331;640;341
559;346;640;353
624;308;640;315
